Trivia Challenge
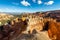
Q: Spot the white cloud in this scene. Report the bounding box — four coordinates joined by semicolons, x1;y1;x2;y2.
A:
45;1;54;5
38;0;42;4
21;0;30;6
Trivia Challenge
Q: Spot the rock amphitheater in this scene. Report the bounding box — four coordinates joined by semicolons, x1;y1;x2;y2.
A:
0;14;60;40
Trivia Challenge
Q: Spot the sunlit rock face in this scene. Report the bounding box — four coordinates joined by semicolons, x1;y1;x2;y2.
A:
47;21;60;40
23;15;44;34
0;13;14;20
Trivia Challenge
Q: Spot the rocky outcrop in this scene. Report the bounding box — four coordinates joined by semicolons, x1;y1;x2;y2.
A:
0;18;28;40
43;21;60;40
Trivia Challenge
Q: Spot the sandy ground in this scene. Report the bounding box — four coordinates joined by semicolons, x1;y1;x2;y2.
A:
12;31;51;40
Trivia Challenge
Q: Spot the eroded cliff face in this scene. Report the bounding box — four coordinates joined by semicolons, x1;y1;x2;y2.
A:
0;18;28;40
0;14;60;40
24;16;44;34
47;21;60;40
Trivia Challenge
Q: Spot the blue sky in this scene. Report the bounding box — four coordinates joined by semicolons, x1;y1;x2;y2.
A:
0;0;60;13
